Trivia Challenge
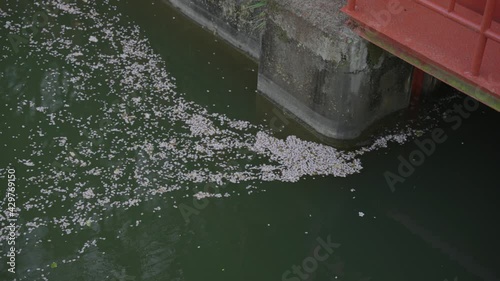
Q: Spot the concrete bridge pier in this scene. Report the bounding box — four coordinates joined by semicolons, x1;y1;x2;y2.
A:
257;0;414;141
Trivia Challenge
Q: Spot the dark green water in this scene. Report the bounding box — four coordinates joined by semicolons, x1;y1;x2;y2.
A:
0;1;499;281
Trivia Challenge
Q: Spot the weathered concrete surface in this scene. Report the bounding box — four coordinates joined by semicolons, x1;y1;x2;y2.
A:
163;0;263;60
258;0;413;140
162;0;415;142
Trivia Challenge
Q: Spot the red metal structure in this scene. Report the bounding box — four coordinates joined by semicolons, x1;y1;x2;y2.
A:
342;0;500;111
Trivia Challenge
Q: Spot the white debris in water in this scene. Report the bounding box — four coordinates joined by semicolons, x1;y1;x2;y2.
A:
36;106;48;113
186;114;218;136
228;120;250;130
0;1;420;278
19;159;35;166
358;212;365;217
252;132;363;181
193;191;228;199
82;188;95;199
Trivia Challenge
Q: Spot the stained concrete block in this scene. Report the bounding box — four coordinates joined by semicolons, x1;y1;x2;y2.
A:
165;0;263;60
258;0;413;141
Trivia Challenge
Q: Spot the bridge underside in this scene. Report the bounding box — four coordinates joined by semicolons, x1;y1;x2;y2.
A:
342;0;500;111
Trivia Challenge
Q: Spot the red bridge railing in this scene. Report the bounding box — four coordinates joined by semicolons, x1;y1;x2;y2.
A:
346;0;500;76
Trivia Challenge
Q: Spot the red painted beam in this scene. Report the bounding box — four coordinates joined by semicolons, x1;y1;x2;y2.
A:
342;0;500;111
457;0;500;21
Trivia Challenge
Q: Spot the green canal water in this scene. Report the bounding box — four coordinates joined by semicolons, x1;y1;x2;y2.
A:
1;0;499;281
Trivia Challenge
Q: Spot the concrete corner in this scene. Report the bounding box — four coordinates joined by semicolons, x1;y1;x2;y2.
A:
258;0;413;140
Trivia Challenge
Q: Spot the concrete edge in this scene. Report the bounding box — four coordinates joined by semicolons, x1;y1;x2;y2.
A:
257;73;363;140
163;0;261;61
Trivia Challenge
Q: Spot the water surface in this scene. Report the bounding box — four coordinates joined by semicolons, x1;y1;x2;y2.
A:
1;1;499;281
